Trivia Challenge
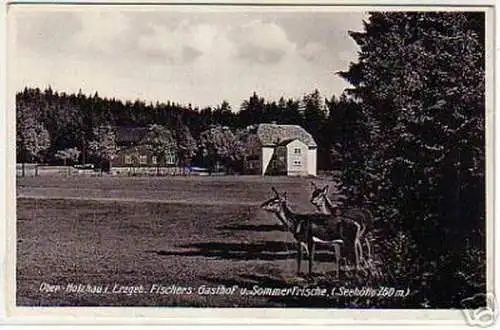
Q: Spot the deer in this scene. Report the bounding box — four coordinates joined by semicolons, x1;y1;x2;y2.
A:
260;187;362;278
309;181;374;271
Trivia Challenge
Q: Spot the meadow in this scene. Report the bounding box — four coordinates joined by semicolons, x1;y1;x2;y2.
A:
18;175;384;307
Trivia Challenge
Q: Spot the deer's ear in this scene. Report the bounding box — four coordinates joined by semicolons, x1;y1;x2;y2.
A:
323;185;329;194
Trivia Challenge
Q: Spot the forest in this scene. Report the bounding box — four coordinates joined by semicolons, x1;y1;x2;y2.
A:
16;11;486;308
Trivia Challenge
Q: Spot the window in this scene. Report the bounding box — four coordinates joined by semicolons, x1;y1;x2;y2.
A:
293;159;302;166
139;155;147;164
248;160;260;170
294;148;301;154
124;155;132;165
165;153;176;165
151;156;157;165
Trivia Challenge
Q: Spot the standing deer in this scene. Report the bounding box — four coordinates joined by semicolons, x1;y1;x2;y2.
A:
310;181;373;269
260;187;361;278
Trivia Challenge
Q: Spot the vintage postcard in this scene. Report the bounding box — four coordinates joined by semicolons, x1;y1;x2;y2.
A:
1;0;497;326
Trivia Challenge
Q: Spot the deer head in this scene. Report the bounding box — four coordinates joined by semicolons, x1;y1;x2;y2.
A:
260;186;287;213
310;182;329;209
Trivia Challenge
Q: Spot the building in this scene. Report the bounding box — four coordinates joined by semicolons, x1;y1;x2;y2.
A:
111;126;178;175
242;123;317;176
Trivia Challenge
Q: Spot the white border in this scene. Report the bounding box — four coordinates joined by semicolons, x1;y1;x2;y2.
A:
1;0;497;326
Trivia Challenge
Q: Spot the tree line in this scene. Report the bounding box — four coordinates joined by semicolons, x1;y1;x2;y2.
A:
16;86;362;173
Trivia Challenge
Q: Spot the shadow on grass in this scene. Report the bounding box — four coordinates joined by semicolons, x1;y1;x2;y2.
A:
147;241;337;262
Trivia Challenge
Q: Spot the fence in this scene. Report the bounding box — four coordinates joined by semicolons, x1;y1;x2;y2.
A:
110;166;191;176
16;163;38;177
16;164;95;177
16;164;222;177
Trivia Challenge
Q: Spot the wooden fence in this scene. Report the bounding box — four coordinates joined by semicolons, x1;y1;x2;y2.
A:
17;164;95;177
16;164;221;177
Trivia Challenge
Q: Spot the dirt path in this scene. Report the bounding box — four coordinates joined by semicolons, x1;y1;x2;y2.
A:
17;192;259;206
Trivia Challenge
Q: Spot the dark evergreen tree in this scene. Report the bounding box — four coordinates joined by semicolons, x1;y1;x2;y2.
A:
239;92;265;128
338;12;485;307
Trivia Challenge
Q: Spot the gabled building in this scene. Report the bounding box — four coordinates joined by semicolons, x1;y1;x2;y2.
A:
242;123;317;176
112;126;177;172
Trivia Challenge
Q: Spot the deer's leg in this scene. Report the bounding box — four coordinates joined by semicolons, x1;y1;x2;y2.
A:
301;242;309;257
342;256;352;277
333;243;341;279
355;238;363;271
363;238;376;277
364;237;372;261
308;240;315;276
296;241;302;275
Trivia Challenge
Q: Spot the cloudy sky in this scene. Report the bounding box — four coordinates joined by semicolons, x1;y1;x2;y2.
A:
10;6;366;109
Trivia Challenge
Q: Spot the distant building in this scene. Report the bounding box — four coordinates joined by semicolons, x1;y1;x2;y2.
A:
242;123;317;176
111;126;177;174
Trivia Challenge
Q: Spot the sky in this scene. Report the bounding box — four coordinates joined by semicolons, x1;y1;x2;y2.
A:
10;6;366;110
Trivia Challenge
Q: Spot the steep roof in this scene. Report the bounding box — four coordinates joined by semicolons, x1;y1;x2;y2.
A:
114;126;148;144
277;138;306;146
255;123;317;148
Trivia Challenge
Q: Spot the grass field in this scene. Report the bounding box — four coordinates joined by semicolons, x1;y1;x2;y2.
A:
16;175;374;307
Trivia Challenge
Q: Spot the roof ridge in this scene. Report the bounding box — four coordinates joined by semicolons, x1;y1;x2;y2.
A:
255;123;317;147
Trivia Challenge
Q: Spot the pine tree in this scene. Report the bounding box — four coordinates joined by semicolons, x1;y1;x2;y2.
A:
339;12;485;307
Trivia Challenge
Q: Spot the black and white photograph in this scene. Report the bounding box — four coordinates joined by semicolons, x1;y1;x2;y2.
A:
4;1;495;324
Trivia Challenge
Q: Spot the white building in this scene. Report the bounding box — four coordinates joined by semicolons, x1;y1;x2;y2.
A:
242;123;317;177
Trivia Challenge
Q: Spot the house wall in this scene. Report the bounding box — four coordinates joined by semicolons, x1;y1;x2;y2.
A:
307;148;317;176
242;135;262;174
243;156;261;174
261;146;275;175
286;140;308;176
110;166;184;176
114;146;176;168
242;130;317;176
244;134;262;156
266;146;287;175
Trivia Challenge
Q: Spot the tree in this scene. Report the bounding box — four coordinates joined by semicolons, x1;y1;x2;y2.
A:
302;89;328;168
17;107;51;176
175;122;198;174
239;92;266;128
212;100;236;128
302;90;326;123
88;125;118;175
323;93;368;172
338;12;485;307
198;125;242;174
140;124;177;175
282;98;304;125
54;147;81;175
